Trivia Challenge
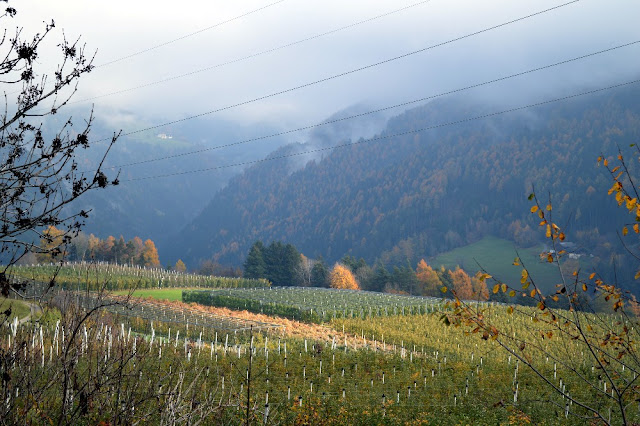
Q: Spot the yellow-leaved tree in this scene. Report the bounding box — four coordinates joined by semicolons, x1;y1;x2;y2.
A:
329;263;360;290
36;225;66;262
141;239;160;268
415;259;442;296
174;259;187;272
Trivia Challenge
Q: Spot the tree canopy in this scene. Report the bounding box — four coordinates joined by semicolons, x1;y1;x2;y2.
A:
329;263;360;290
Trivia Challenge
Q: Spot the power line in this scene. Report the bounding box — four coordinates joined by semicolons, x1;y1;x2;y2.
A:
94;0;288;68
124;78;640;182
73;0;434;105
95;0;580;143
100;40;639;172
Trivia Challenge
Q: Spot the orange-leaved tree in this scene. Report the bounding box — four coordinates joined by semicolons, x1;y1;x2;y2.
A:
449;266;474;300
416;259;442;296
330;263;360;290
141;239;161;268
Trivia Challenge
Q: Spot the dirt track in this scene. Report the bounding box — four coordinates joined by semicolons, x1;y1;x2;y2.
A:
18;301;42;325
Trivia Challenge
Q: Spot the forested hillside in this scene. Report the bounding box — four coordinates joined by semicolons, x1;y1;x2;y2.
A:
170;86;640;284
60;113;287;245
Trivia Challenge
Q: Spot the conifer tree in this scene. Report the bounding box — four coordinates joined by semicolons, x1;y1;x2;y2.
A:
311;257;329;287
244;241;266;279
370;263;391;292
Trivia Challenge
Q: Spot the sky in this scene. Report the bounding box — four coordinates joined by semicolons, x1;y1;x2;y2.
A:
8;0;640;134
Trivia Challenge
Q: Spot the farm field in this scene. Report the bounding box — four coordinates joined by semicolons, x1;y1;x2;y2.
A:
4;275;637;423
1;297;634;425
431;236;562;292
9;263;268;290
184;286;444;323
112;287;185;301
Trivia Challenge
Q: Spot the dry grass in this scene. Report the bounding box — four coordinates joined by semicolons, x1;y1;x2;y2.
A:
136;296;372;349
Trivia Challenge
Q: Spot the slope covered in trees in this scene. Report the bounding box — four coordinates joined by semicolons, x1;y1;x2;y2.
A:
170;86;640;286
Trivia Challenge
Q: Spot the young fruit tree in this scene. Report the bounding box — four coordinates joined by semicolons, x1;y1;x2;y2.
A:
442;147;640;425
0;1;118;296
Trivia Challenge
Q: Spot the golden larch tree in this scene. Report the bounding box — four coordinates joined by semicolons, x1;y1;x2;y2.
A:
175;259;187;272
330;263;360;290
415;259;442;296
141;239;160;267
471;271;490;301
449;266;473;300
36;225;66;262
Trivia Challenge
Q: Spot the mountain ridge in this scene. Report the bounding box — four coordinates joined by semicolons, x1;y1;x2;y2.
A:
166;85;640;283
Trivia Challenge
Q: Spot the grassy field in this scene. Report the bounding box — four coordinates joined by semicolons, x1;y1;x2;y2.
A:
112;288;185;301
0;297;31;321
431;236;562;292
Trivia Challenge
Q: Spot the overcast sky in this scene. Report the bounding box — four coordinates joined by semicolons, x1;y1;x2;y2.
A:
9;0;640;133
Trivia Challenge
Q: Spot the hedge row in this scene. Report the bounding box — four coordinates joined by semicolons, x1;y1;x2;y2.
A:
182;290;323;323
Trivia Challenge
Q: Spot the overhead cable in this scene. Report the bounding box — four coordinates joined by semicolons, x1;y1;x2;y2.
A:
95;1;580;143
100;39;638;171
95;0;288;68
74;0;433;104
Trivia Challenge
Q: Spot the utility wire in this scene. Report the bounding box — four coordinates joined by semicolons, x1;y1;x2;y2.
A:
95;0;288;68
100;40;639;172
124;78;640;182
73;0;434;105
95;0;580;144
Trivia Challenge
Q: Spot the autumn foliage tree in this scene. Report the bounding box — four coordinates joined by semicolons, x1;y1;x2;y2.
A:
141;239;160;268
471;271;489;301
174;259;187;272
329;263;360;290
415;259;442;296
448;266;474;300
35;226;66;262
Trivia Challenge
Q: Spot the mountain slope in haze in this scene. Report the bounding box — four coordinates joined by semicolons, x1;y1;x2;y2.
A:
60;112;287;248
168;86;640;282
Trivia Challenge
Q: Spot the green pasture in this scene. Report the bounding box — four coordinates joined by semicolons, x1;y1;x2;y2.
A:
431;236;563;292
0;297;31;321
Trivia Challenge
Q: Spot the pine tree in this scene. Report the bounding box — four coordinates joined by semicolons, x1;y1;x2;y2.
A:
311;257;329;287
282;243;302;286
263;241;301;286
244;241;266;279
113;236;126;264
370;263;391;292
